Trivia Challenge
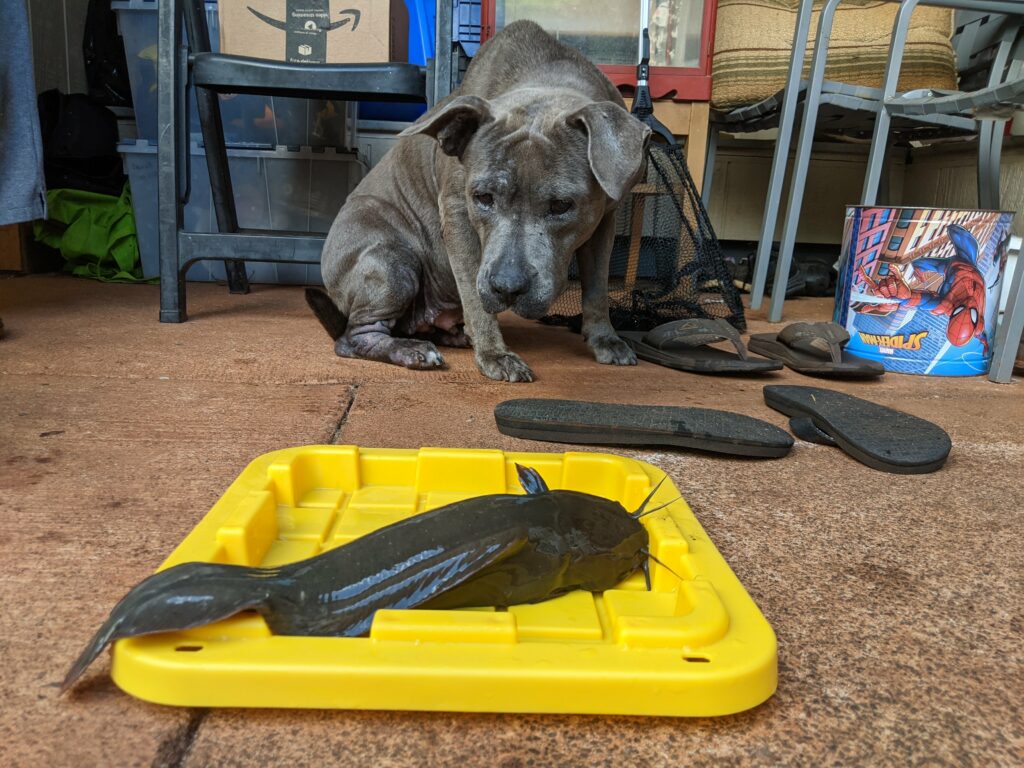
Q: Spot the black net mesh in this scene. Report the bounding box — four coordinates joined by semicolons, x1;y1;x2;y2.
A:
542;143;746;333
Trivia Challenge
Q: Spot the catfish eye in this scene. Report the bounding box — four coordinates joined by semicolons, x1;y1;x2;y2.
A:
548;199;574;216
473;192;494;210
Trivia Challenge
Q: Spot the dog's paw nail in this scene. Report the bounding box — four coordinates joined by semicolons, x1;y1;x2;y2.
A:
591;337;637;366
479;352;534;383
393;341;444;370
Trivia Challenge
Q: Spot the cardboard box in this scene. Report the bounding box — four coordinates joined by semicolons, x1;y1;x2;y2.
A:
219;0;408;65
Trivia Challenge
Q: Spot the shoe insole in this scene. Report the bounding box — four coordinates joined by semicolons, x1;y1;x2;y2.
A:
494;399;794;458
763;385;951;473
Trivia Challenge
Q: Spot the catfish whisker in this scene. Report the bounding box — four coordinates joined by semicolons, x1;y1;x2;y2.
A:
641;549;685;583
630;475;668;518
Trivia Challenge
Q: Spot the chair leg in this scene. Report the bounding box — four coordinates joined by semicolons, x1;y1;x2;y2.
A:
978;17;1019;209
193;87;249;294
195;90;249;294
767;0;843;322
861;1;919;206
749;0;815;312
978;120;1006;210
876;132;899;204
862;107;894;207
186;0;249;295
701;124;718;208
987;121;1005;210
864;113;897;207
977;122;994;209
989;247;1024;383
158;0;187;323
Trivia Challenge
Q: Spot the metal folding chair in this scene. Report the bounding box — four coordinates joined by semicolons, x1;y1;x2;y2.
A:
860;7;1023;382
852;13;1022;382
157;0;447;322
759;0;1022;324
704;2;981;302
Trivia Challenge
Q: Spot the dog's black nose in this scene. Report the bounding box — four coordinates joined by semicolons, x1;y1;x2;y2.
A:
489;269;529;304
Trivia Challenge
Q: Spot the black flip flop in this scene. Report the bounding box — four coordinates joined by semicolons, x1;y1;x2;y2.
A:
494;398;794;458
763;385;951;474
619;318;783;374
748;322;884;378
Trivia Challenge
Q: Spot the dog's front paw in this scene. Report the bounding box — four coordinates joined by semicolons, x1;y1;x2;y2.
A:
589;334;637;366
389;339;446;370
476;351;535;382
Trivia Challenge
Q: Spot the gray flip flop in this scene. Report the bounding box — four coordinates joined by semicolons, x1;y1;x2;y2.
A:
764;385;950;473
494;398;794;458
748;322;884;378
619;318;782;374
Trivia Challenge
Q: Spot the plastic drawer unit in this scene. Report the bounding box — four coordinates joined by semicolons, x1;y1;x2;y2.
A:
119;140;366;284
113;0;357;148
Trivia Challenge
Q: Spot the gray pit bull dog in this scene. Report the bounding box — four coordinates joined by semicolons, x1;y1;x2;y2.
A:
306;20;651;382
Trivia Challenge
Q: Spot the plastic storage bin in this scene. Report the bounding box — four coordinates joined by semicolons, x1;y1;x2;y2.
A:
113;0;356;148
119;140;366;284
454;0;482;57
108;446;778;716
451;0;481;86
355;120;410;168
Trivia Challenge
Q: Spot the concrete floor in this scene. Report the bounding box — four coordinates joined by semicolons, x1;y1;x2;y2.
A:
1;275;1021;767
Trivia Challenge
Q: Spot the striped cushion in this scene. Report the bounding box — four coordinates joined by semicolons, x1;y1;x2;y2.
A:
712;0;957;110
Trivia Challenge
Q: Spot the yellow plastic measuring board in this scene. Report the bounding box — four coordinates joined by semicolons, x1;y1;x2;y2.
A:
112;447;777;716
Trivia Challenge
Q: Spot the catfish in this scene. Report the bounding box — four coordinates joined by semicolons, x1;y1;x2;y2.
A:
62;466;670;693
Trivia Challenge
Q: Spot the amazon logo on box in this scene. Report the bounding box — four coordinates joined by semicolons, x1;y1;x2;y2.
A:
219;1;409;65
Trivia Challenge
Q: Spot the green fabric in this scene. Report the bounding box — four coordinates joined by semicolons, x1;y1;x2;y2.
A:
32;184;155;283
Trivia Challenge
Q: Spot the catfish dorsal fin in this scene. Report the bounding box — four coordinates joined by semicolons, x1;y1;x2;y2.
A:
514;464;549;494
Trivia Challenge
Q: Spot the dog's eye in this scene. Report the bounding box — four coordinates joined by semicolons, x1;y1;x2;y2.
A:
548;199;573;215
473;192;494;209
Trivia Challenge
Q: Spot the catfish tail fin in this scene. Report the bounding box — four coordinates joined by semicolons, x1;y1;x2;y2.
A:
61;562;269;694
305;288;349;341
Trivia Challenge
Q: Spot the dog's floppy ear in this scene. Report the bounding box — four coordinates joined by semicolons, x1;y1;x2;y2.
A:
566;102;652;201
400;95;494;158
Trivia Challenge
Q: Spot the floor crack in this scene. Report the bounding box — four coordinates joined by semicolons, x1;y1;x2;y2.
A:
152;708;206;768
329;383;360;444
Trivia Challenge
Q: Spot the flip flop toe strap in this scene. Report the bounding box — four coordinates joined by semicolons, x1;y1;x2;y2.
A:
778;322;850;364
643;318;749;360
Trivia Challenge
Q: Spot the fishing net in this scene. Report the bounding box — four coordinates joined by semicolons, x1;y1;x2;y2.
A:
542;143;747;332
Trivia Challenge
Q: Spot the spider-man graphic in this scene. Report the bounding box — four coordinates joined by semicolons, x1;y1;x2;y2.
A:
859;224;989;352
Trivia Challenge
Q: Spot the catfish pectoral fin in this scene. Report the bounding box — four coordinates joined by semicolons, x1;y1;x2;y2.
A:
61;562;268;694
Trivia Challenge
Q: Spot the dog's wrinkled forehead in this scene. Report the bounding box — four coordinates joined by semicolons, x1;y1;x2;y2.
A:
467;108;591;195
